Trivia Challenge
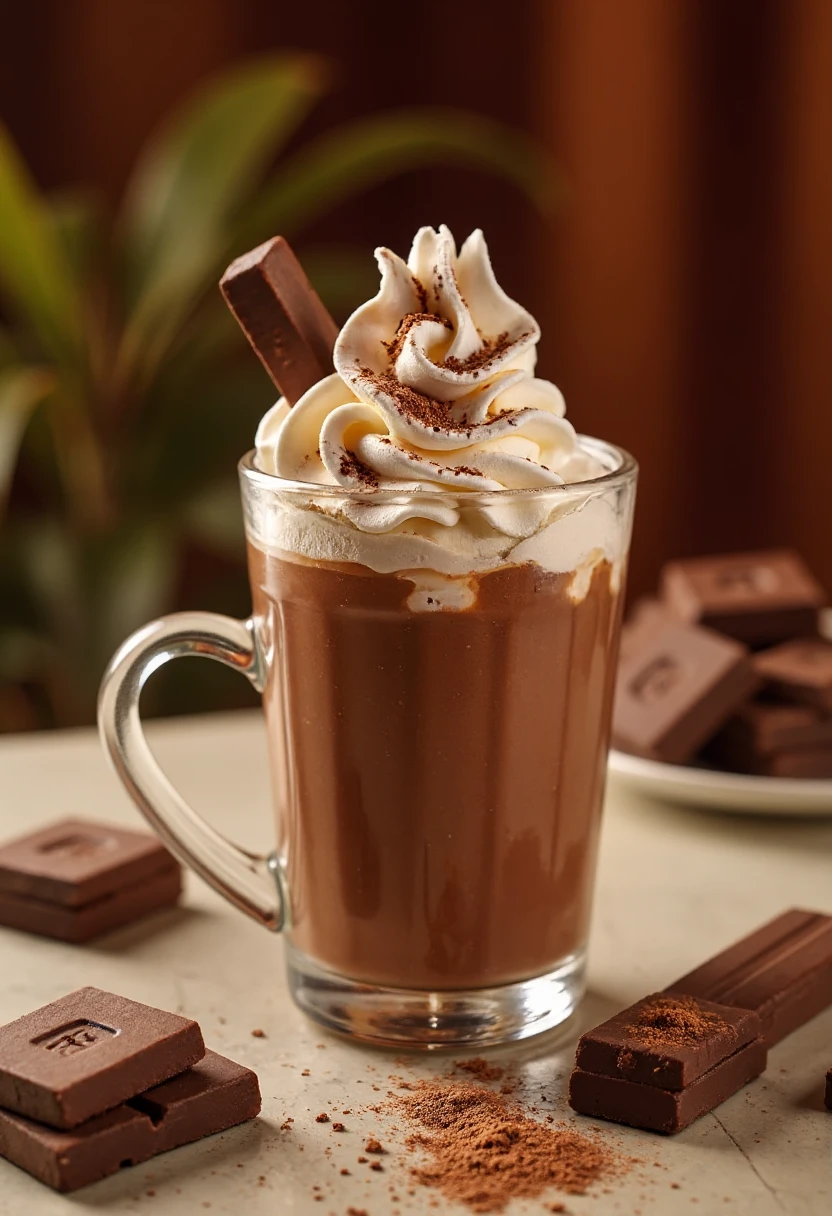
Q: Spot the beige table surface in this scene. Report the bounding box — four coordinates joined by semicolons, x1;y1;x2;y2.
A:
0;710;830;1216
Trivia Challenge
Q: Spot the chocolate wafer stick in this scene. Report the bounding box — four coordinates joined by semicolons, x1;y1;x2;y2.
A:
220;236;339;405
666;908;832;1045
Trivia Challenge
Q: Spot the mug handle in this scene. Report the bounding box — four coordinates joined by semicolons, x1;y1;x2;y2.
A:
98;612;283;932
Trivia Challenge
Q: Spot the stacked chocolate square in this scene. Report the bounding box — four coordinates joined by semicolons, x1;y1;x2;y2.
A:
0;987;260;1191
0;818;182;942
614;549;832;777
569;908;832;1132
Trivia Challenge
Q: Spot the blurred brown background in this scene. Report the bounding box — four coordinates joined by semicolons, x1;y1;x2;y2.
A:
1;0;831;727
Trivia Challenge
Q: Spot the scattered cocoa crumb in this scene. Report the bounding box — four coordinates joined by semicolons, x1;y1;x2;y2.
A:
672;1183;681;1189
396;1079;623;1211
340;1168;350;1176
302;1069;311;1077
371;1162;384;1172
454;1058;505;1083
357;1156;368;1164
146;1191;156;1198
365;1137;385;1154
251;1028;266;1038
333;1122;346;1133
342;1109;352;1114
316;1113;330;1124
347;1209;367;1216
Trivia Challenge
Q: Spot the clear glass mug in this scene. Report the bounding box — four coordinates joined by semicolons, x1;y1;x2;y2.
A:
99;439;637;1049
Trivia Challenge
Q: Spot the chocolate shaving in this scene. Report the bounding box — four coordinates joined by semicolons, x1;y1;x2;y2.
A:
382;312;452;364
441;332;516;374
339;451;379;489
412;275;430;312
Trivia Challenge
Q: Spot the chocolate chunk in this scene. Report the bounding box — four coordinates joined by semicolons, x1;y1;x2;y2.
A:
753;638;832;711
568;1039;766;1134
0;1050;260;1192
613;618;759;763
574;994;762;1090
660;549;825;646
0;866;181;942
0;818;179;908
220;236;339;405
0;988;204;1128
746;748;832;779
667;908;832;1046
709;700;832;758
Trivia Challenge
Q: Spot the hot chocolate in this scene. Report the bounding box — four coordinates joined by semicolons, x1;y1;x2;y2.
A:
242;224;636;1033
248;543;622;989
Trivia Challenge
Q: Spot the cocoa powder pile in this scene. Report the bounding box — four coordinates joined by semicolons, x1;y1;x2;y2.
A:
395;1079;620;1212
626;995;737;1049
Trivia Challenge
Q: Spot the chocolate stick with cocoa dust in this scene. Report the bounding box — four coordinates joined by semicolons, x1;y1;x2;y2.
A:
220;236;339;405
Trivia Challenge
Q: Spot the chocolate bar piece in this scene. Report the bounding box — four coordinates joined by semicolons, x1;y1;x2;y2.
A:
667;908;832;1045
710;701;832;758
826;1068;831;1110
0;1050;260;1192
0;866;181;943
753;639;832;711
0;818;179;907
574;994;762;1089
752;749;832;779
661;550;825;646
220;236;339;405
0;988;204;1128
612;618;759;763
568;1039;766;1134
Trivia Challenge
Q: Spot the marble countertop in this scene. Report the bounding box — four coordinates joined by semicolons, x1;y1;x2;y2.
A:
0;710;830;1215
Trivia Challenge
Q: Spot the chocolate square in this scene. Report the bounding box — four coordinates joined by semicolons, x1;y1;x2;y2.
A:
613;619;759;763
0;819;178;908
0;988;204;1128
753;638;832;711
661;549;825;646
0;1050;260;1191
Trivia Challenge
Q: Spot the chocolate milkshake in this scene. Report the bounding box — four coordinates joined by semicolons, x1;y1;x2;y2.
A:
242;225;637;1028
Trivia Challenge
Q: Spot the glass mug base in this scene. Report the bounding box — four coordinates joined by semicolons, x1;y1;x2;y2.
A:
284;942;586;1050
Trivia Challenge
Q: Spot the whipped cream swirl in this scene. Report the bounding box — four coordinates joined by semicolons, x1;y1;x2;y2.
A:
255;226;604;539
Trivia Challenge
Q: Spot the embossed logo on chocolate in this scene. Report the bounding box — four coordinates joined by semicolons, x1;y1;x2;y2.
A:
714;565;778;596
38;832;116;858
31;1019;118;1055
629;655;680;702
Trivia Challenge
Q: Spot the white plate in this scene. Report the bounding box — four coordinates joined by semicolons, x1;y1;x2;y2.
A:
608;748;832;816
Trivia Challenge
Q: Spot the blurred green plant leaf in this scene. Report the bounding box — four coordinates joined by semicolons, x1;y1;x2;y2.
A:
0;124;82;367
0;327;18;371
300;244;383;320
0;366;56;518
49;192;105;290
181;479;245;560
116;54;328;387
92;524;177;671
240;109;560;244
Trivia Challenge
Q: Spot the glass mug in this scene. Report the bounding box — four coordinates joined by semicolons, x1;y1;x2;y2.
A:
99;440;637;1048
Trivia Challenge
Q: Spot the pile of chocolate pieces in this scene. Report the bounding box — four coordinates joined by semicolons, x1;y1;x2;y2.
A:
614;549;832;777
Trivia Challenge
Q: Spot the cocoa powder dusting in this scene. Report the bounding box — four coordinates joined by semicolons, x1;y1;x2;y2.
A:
396;1080;619;1212
625;996;736;1049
